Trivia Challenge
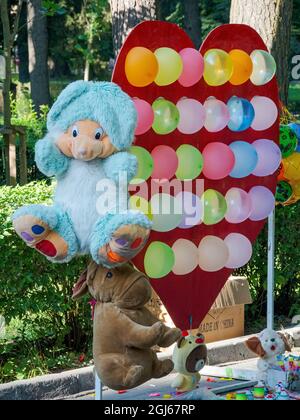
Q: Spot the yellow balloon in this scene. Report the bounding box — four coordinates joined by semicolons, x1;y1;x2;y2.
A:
291;181;300;199
283;153;300;181
154;48;183;86
129;195;153;221
125;47;159;87
229;49;253;86
204;49;233;86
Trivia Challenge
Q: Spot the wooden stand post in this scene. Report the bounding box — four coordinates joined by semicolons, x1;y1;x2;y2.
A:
1;125;27;186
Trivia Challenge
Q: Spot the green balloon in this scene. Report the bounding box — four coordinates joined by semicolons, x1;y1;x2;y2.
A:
130;146;154;185
152;98;180;135
202;189;227;225
144;241;175;279
280;125;298;158
276;181;293;204
176;145;204;180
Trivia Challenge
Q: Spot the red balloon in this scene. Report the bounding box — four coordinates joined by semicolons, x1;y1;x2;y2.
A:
203;143;235;180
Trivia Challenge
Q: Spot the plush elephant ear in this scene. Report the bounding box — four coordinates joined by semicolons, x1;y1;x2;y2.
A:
47;81;89;131
278;332;292;352
245;336;266;357
72;269;89;300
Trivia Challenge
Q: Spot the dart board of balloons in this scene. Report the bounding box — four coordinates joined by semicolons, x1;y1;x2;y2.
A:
112;22;280;329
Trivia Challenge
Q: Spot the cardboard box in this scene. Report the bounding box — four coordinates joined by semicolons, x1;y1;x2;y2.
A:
197;277;253;343
147;276;252;344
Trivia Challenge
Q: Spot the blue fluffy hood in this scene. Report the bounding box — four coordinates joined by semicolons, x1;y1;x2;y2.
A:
47;81;137;151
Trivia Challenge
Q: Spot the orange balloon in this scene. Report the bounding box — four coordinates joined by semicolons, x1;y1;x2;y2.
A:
229;49;253;86
277;163;286;181
125;47;159;87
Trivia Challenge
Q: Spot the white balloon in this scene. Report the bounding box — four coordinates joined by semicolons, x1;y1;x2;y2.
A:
225;233;253;269
198;236;229;272
172;239;199;275
151;193;182;232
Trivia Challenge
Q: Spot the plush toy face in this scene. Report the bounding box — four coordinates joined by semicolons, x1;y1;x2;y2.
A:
72;262;152;309
55;120;117;161
173;334;207;375
246;329;291;359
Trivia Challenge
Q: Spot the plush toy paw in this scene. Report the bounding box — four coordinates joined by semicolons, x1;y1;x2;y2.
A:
13;215;69;261
13;215;51;247
98;224;150;265
124;365;144;389
158;328;182;348
153;359;174;379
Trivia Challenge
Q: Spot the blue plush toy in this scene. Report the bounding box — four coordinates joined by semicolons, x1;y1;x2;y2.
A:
13;81;152;267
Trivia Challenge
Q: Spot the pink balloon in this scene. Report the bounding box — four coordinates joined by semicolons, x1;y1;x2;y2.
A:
252;139;282;176
204;97;230;133
225;233;253;269
249;186;275;221
203;142;235;180
178;48;204;87
177;98;205;134
251;96;278;131
151;145;178;180
133;98;154;136
225;188;252;224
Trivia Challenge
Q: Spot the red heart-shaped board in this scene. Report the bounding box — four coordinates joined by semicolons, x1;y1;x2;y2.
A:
112;22;279;330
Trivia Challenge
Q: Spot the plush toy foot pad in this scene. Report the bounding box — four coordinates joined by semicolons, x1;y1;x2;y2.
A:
13;215;50;247
35;231;69;261
124;365;144;389
153;359;174;379
99;225;150;266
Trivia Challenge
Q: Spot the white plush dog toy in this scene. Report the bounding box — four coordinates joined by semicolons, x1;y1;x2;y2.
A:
245;329;291;372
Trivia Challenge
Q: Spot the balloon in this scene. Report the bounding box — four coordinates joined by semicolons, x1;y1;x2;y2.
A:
283;153;300;181
229;141;258;178
204;97;230;133
150;193;182;232
198;236;229;272
203;49;233;86
290;181;300;200
172;239;199;275
289;123;300;152
129;195;153;221
249;186;275;221
227;96;255;132
276;181;293;204
133;98;154;136
154;48;183;86
225;188;252;224
203;142;235;180
225;234;253;269
177;98;205;134
202;189;227;225
229;49;253;85
278;163;286;181
252;139;282;176
129;146;154;185
177;192;203;229
152;98;180;135
251;96;278;131
176;145;204;180
279;125;298;158
144;242;175;279
250;50;277;86
178;48;204;87
151;146;178;181
125;47;158;87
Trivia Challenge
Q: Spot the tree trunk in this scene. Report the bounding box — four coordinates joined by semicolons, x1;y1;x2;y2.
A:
183;0;202;49
109;0;157;57
27;0;50;114
0;0;12;127
230;0;293;105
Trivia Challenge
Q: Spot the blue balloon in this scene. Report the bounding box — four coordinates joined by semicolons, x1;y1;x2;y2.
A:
289;123;300;152
230;141;259;178
227;97;255;132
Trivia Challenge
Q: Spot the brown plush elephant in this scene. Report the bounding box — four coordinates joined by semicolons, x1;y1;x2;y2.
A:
72;261;181;391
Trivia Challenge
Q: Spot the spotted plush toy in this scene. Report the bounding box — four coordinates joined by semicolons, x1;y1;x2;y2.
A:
12;81;151;267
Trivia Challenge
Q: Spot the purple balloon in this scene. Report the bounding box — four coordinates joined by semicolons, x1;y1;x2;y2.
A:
252;139;282;176
177;192;203;229
249;186;275;221
225;188;252;224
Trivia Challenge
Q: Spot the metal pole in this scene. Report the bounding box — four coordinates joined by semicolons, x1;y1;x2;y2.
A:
267;209;276;330
95;372;103;401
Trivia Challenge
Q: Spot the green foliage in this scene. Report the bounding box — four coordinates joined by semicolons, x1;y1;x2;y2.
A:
0;182;93;383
